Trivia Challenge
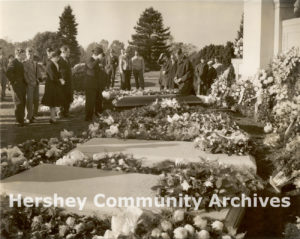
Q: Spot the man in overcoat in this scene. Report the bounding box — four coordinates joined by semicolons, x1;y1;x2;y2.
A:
6;48;27;126
194;58;208;95
174;49;194;95
58;45;73;118
85;47;104;121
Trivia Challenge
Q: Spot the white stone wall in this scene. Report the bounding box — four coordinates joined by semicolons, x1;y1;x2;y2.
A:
282;18;300;52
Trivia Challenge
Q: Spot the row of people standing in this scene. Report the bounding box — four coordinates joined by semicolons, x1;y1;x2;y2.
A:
119;49;145;91
158;48;195;96
3;45;73;126
158;50;224;96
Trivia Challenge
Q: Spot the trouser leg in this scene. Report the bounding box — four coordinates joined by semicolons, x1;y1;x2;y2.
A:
26;86;34;120
125;71;131;91
120;72;126;90
95;90;103;115
111;68;116;88
85;88;96;120
1;75;7;99
139;70;144;90
13;86;26;124
33;84;39;116
133;70;139;89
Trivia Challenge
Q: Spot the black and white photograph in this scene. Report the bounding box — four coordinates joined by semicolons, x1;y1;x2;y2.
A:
0;0;299;238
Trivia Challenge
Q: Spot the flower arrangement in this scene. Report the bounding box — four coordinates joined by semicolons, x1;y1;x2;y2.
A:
102;208;247;239
92;100;252;155
0;130;85;179
39;93;86;114
153;160;264;210
0;194;111;239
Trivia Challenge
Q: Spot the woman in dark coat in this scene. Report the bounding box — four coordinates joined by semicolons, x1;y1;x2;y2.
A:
41;49;64;123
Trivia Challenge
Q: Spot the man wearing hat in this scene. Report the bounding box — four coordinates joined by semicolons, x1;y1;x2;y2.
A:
6;48;27;126
174;48;194;95
205;60;217;95
85;46;104;121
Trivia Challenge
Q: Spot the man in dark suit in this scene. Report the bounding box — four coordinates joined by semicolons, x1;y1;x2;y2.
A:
6;48;27;126
85;47;104;121
105;49;118;88
174;48;194;96
58;45;73;118
195;58;208;95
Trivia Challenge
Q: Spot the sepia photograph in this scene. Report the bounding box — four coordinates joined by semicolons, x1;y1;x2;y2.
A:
0;0;299;238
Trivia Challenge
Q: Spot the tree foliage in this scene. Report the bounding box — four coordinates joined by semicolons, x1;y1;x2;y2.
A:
32;31;62;62
57;5;80;66
0;39;15;57
170;41;198;57
129;7;171;70
191;41;234;67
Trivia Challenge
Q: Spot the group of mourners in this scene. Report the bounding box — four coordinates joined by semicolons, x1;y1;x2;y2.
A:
0;44;229;127
158;48;225;96
0;46;73;126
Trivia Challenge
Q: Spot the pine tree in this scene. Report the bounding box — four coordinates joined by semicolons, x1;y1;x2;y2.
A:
129;7;171;70
57;5;80;65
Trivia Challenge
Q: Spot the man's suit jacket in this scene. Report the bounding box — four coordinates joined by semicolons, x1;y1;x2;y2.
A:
86;57;103;90
58;57;73;103
175;56;194;95
6;58;27;87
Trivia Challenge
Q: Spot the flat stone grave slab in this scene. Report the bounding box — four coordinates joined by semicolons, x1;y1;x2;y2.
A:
114;94;203;108
0;164;235;225
0;164;158;217
76;138;257;172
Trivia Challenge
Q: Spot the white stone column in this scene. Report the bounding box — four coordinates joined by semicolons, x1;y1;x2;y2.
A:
242;0;275;77
273;0;295;55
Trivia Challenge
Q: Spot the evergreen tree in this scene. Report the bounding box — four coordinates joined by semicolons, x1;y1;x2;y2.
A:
129;7;171;70
57;5;80;65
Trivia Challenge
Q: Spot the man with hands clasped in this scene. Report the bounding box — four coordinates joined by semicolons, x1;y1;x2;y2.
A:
174;48;194;95
85;47;105;121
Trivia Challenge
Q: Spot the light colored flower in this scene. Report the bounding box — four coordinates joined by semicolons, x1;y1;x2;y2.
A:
173;227;188;239
161;232;171;239
193;216;207;229
222;235;232;239
195;230;210;239
204;180;213;188
151;228;162;238
161;220;173;232
264;123;273;134
181;180;191;191
173;209;185;222
211;220;224;231
104;116;114;125
184;224;195;235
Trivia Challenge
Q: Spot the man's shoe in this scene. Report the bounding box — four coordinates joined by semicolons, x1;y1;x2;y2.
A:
29;118;35;123
49;119;58;124
17;122;26;127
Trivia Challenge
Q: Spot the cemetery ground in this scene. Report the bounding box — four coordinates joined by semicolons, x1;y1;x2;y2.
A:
1;71;299;239
0;71;160;148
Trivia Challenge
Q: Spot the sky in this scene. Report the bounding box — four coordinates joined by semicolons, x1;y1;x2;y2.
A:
0;0;243;50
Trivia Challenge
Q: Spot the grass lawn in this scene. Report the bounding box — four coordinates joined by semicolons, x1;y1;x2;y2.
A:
0;71;160;148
